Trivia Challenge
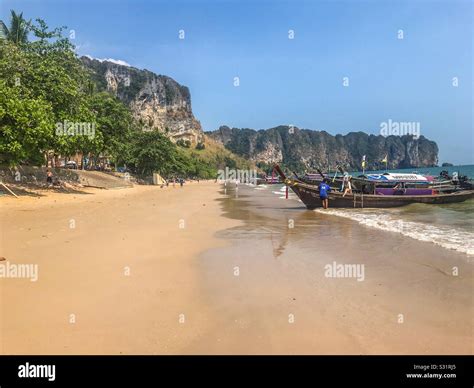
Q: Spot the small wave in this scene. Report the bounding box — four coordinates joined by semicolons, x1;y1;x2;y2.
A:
272;190;297;200
316;209;474;256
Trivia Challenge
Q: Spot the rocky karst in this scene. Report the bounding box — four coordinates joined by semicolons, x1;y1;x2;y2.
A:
208;125;439;170
82;56;203;144
81;57;439;170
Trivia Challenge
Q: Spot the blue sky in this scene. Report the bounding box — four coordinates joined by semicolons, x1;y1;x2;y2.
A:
2;0;472;164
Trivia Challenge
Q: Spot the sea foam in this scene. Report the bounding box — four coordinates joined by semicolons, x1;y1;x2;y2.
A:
316;208;474;257
269;185;473;256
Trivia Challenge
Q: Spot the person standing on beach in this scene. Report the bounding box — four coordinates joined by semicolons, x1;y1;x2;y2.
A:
46;170;53;187
318;179;331;209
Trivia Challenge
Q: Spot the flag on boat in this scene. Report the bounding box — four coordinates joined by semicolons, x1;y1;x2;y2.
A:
361;155;367;169
381;154;388;164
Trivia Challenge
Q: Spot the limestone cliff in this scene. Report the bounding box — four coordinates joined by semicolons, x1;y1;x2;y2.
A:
81;56;203;143
208;125;439;170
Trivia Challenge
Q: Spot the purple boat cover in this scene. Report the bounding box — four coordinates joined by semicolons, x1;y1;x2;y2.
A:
375;188;433;196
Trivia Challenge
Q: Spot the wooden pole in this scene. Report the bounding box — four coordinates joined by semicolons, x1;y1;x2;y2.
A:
0;182;18;198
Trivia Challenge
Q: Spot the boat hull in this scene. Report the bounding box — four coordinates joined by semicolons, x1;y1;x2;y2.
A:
288;181;474;209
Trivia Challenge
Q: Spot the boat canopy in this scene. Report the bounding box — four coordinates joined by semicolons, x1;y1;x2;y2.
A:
304;173;323;179
360;172;429;182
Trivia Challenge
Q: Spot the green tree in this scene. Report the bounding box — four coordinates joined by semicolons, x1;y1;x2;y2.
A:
0;10;30;44
126;131;191;176
0;17;103;164
0;80;54;165
87;92;133;158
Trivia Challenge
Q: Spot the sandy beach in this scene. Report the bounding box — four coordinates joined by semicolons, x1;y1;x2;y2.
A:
0;182;239;354
0;183;472;354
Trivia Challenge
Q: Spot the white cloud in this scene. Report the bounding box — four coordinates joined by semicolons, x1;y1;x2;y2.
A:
84;55;131;67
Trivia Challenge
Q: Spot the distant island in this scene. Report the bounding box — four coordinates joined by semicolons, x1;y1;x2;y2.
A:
441;162;454;167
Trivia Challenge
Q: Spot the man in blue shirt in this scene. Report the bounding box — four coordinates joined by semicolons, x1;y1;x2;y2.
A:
318;179;331;209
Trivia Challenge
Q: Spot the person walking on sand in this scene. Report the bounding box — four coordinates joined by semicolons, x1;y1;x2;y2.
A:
342;175;352;197
318;178;331;209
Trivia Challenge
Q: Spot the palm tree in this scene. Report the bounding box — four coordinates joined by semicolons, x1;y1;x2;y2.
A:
0;10;30;44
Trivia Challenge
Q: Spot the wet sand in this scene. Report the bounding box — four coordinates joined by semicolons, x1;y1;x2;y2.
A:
190;184;473;354
0;182;472;354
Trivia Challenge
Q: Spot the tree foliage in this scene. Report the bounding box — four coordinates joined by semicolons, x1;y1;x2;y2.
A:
0;10;236;179
0;80;54;165
0;10;30;44
126;131;189;176
0;17;103;164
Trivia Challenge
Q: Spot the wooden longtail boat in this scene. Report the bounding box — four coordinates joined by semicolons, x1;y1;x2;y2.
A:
273;165;474;209
299;169;457;193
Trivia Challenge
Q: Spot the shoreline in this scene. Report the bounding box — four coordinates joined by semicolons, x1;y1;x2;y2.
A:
1;183;472;354
191;184;473;354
